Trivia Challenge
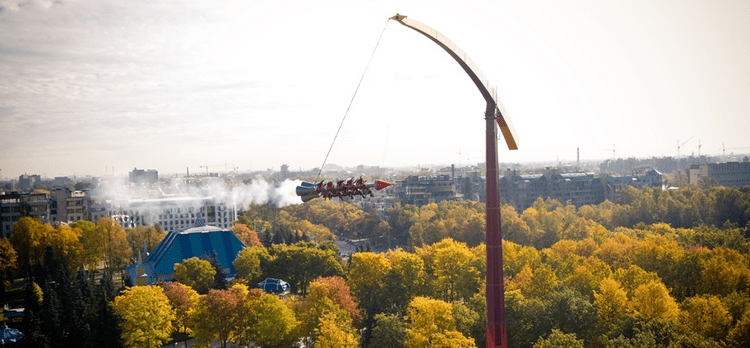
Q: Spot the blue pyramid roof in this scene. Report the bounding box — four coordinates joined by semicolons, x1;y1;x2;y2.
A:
127;225;246;284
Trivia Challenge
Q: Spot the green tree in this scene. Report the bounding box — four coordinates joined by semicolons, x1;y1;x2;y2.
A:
533;329;584;348
370;313;407;348
264;242;344;295
233;246;263;284
112;285;175;348
173;257;216;294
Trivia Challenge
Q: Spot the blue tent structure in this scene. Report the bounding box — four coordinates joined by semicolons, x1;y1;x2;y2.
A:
126;225;245;285
1;322;23;345
257;278;290;294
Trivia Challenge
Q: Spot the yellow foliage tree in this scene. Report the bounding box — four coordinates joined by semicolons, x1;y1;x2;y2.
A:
405;296;476;348
112;285;175;348
593;278;630;332
700;247;750;296
679;296;732;341
10;216;52;270
632;280;680;321
83;217;130;274
249;293;299;348
415;238;482;303
50;224;84;270
348;252;391;311
316;311;359;348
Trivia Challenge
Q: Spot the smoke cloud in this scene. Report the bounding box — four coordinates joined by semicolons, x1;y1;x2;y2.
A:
202;178;303;208
92;177;304;213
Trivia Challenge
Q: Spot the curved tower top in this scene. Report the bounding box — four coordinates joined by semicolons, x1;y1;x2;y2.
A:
390;14;518;150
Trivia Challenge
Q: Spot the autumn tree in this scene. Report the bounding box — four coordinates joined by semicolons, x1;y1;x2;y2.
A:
112;285;175;348
312;276;361;326
0;238;18;295
347;251;390;345
727;307;750;348
386;203;420;247
700;247;750;296
593;278;630;335
190;285;246;348
501;204;534;246
315;311;359;348
82;217;130;275
405;296;476;348
126;225;165;258
230;223;263;247
632;280;681;322
295;281;358;346
348;252;390;313
162;282;199;344
680;295;732;342
415;238;482;303
10;216;53;271
173;257;216;294
247;293;299;348
49;223;85;271
381;249;425;314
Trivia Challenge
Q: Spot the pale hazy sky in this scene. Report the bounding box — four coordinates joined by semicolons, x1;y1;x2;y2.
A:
1;0;749;179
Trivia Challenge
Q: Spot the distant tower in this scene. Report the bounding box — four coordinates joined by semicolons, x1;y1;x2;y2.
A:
577;147;580;167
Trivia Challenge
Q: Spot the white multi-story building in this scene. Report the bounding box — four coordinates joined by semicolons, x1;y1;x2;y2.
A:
110;196;236;232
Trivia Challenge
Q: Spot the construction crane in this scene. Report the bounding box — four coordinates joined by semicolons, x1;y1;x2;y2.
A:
677;136;694;159
390;14;518;348
722;143;750;160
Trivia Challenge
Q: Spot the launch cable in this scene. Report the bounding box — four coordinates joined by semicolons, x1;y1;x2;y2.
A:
317;19;390;178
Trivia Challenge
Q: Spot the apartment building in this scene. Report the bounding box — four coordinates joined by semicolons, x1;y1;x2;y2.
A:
0;191;50;238
688;162;750;187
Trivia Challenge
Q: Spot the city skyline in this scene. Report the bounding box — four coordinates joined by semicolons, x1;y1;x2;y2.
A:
2;0;749;179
